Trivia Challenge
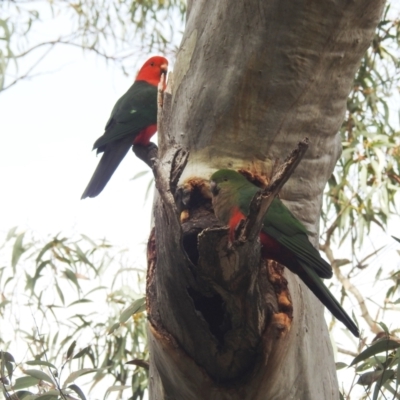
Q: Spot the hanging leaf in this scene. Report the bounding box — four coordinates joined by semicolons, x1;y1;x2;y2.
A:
62;368;99;388
35;391;60;400
392;236;400;244
64;269;80;291
335;362;348;370
372;369;395;400
26;360;57;369
68;384;87;400
108;322;121;335
73;346;91;360
66;340;77;359
131;170;150;180
11;232;26;270
357;370;384;386
351;339;400;366
6;226;18;241
24;369;55;385
119;297;146;324
12;391;34;400
13;376;40;390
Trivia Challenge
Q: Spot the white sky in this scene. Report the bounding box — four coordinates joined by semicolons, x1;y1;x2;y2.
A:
0;44;160;400
0;46;156;255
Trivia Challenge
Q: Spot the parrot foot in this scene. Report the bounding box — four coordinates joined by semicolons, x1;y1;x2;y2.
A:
133;142;158;168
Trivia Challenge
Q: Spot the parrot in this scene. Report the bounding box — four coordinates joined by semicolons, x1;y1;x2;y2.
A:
81;56;168;199
210;169;359;338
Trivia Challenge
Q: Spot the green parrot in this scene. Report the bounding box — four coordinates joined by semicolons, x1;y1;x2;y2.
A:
81;56;168;199
210;169;359;337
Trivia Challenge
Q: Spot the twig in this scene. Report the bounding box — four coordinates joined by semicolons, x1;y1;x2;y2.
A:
320;242;379;333
1;35;139;92
337;347;358;357
239;137;309;243
2;45;55;91
30;311;69;400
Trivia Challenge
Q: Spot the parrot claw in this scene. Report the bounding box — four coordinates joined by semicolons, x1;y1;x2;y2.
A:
132;142;158;168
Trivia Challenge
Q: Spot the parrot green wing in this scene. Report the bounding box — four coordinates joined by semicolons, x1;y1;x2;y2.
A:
235;184;309;236
211;170;357;337
264;224;333;279
236;187;332;279
265;199;309;235
262;199;333;279
93;80;158;152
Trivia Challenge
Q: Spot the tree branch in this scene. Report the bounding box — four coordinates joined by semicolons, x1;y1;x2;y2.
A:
321;242;379;334
238;137;309;243
336;347;358;357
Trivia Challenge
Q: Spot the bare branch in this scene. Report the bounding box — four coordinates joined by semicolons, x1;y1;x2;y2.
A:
1;35;140;92
1;45;55;91
239;137;309;243
321;242;379;334
337;347;358;357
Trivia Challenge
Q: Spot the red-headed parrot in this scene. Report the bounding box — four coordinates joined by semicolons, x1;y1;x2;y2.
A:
81;56;168;199
210;169;359;337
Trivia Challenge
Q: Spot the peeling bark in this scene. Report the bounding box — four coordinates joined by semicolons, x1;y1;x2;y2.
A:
146;1;385;399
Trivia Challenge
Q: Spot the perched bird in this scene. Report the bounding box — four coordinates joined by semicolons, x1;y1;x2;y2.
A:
81;56;168;199
210;169;359;337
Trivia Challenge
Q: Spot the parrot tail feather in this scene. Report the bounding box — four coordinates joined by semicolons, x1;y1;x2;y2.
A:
297;261;360;338
81;138;132;199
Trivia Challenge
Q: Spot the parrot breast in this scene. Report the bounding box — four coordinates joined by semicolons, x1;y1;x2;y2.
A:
133;124;157;146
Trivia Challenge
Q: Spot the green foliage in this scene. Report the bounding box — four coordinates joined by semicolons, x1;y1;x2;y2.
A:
322;6;400;251
0;0;186;91
321;6;400;399
342;335;400;400
0;228;149;400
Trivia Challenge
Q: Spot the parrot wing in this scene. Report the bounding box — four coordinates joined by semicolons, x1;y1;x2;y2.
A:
94;81;158;152
264;225;333;279
262;199;333;279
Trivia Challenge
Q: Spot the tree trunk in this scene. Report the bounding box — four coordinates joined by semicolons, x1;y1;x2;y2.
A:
146;1;385;399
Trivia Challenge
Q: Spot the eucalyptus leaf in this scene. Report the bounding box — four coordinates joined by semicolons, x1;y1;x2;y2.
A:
24;369;55;385
119;297;146;323
351;339;400;366
26;360;57;369
13;376;40;390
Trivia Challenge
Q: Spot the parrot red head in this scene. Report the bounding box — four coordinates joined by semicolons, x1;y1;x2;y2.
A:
136;56;168;87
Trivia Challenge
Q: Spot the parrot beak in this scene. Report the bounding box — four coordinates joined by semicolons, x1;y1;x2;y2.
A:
210;180;219;196
160;63;168;75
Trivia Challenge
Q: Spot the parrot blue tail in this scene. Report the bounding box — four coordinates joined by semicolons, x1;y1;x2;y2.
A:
297;260;360;337
81;138;132;199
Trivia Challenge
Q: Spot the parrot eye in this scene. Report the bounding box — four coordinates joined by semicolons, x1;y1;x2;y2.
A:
150;62;155;66
223;177;228;181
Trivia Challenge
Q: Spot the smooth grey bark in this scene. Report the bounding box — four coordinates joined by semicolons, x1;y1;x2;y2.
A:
147;1;385;399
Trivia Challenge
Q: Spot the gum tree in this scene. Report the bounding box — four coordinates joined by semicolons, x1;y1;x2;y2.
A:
147;1;387;399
